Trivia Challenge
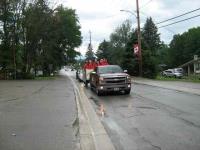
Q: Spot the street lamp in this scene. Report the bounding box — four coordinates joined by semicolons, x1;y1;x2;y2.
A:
120;9;137;17
120;1;142;76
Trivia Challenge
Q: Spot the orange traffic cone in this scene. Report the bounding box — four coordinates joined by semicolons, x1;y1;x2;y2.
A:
99;103;106;117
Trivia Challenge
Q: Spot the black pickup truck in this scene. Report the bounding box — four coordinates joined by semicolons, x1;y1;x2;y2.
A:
89;65;131;95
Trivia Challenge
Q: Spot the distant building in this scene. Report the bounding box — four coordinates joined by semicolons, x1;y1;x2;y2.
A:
179;55;200;75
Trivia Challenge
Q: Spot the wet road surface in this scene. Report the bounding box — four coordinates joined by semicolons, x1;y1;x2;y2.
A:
0;75;78;150
81;81;200;150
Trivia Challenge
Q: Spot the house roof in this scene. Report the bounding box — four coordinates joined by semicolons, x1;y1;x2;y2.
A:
179;58;200;68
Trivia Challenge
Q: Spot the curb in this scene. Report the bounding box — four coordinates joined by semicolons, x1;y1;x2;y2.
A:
70;77;115;150
133;80;200;96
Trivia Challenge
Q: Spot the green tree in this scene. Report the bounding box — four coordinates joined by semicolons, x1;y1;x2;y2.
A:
121;29;138;75
168;27;200;67
96;39;111;60
23;2;82;76
66;48;80;64
141;17;161;78
24;0;53;75
142;49;158;78
109;20;132;65
47;5;82;73
85;43;94;60
157;42;170;71
142;17;161;56
0;0;24;79
0;0;82;79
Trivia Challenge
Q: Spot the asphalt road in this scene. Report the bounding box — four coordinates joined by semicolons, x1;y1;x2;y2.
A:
80;79;200;150
0;75;78;150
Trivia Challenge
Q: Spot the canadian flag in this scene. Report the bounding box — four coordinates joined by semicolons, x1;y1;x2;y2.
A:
133;44;139;55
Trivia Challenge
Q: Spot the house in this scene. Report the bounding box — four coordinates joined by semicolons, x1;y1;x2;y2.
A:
179;55;200;75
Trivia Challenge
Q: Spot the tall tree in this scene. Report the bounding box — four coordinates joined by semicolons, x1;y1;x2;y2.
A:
0;0;82;79
0;0;12;76
157;42;170;70
85;43;94;60
0;0;23;79
48;5;82;71
109;20;132;65
141;17;161;78
121;29;138;75
85;30;94;60
142;17;161;56
23;2;82;76
96;39;111;60
24;0;52;75
168;27;200;67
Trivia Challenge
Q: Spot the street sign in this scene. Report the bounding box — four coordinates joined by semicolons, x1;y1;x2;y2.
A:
133;44;139;56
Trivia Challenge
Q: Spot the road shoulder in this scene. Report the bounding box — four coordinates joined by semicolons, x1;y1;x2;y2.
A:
69;75;115;150
133;77;200;96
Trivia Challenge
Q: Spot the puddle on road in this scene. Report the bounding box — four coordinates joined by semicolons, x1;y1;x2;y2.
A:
119;102;133;110
89;96;108;118
119;104;128;108
136;106;157;110
89;94;137;119
89;96;101;107
16;86;24;88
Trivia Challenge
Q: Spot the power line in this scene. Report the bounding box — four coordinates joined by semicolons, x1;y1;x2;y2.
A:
135;10;176;34
158;14;200;28
156;7;200;25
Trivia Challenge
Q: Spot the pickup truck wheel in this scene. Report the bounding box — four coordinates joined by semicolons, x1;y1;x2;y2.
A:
85;80;89;87
96;88;103;96
124;89;131;95
90;83;94;91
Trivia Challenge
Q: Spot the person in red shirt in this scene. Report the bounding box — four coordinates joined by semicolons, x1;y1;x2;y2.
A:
98;58;109;66
83;59;97;69
88;59;95;69
93;59;98;69
83;60;89;69
83;59;96;87
103;58;109;65
99;59;104;66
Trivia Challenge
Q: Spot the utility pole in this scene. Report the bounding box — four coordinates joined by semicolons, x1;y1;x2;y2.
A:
89;30;91;46
13;44;17;80
136;0;142;76
88;30;93;52
86;30;94;59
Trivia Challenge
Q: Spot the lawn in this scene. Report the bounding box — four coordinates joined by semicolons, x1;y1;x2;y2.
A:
35;76;56;80
156;75;200;83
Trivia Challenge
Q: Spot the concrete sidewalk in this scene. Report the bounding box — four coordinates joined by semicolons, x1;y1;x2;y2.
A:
133;77;200;96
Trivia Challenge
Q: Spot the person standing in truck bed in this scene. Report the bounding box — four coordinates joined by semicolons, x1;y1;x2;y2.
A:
83;59;96;87
98;58;109;66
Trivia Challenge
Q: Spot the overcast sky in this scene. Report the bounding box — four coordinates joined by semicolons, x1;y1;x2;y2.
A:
55;0;200;55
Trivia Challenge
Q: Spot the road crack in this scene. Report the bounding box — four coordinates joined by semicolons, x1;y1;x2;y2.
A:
1;82;50;103
135;93;200;130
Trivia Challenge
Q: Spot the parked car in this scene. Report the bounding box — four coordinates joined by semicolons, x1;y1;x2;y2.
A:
174;68;184;74
76;69;84;82
89;65;131;95
162;68;183;78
